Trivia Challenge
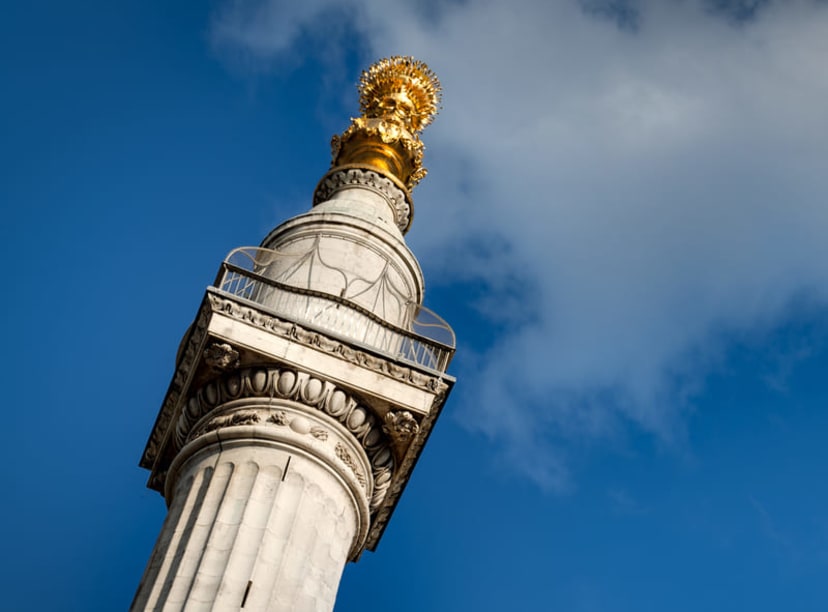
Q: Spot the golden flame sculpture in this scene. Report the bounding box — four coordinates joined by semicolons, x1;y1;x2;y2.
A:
359;56;441;133
330;56;442;191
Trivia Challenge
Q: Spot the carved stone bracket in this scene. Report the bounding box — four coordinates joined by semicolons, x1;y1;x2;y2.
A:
313;167;412;233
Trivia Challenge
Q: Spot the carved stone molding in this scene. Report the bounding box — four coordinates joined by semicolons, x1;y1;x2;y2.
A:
201;409;260;433
313;168;412;233
187;403;370;498
207;292;449;393
335;442;367;488
176;367;395;511
141;306;211;473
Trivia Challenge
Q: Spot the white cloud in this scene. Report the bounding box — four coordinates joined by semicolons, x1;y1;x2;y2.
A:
210;0;828;490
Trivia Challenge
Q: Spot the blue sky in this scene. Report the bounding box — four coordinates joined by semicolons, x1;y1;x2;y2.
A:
3;0;828;610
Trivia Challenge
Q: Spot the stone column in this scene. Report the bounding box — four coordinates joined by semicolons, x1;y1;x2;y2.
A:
131;393;374;612
133;57;455;612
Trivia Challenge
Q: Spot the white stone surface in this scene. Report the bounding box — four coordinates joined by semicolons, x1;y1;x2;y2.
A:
260;187;424;329
132;432;365;612
206;308;443;414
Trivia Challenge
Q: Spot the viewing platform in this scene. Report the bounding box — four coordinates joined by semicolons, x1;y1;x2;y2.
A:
214;247;455;373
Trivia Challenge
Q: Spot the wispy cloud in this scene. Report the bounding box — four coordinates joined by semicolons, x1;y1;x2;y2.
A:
210;0;828;490
749;495;796;556
608;487;649;515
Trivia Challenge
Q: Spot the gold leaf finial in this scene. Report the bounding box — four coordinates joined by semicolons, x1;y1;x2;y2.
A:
358;56;441;133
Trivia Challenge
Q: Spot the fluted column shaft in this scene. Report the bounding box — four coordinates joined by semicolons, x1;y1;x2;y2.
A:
132;410;370;612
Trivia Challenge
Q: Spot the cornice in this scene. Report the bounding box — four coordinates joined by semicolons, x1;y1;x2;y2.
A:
206;291;451;392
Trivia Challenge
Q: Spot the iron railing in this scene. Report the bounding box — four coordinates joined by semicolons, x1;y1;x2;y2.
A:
214;247;455;372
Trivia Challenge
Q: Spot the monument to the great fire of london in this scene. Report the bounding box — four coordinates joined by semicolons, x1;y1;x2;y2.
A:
131;57;456;611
